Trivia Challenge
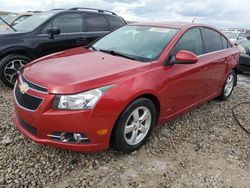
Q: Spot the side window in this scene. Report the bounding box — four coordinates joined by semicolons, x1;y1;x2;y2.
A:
86;14;108;32
227;40;232;48
202;28;223;53
221;36;229;49
172;27;203;56
52;14;83;33
106;16;124;30
41;13;83;34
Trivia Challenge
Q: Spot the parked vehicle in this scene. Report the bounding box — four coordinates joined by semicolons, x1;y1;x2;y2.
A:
0;11;39;30
236;37;250;73
226;28;248;33
222;31;246;42
0;8;126;87
13;22;239;153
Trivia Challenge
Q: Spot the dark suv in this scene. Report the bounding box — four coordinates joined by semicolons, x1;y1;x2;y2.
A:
0;7;126;87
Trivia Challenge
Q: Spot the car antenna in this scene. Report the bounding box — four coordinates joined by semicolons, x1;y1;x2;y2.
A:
0;16;17;32
192;13;198;23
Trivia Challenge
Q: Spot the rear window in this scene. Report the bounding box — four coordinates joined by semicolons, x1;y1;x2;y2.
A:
86;14;108;32
202;28;223;53
106;16;124;30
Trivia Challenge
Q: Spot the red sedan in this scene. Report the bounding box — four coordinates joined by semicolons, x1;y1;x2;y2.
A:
13;22;239;153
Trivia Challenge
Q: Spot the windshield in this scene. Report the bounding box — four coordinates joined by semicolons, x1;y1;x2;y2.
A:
223;32;238;39
92;25;179;62
0;13;17;25
0;13;18;25
13;11;57;31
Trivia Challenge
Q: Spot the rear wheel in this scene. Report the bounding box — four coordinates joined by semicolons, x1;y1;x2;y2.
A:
0;54;31;88
112;98;157;153
217;71;236;101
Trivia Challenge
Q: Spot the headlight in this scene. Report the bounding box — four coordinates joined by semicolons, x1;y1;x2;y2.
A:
53;85;113;110
238;45;246;54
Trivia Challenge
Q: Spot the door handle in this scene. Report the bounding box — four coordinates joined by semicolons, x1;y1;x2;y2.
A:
200;66;208;71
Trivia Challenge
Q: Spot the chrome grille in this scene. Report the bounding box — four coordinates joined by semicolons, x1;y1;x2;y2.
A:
14;83;43;111
20;74;48;93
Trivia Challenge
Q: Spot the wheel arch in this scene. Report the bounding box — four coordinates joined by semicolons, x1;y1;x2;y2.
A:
109;92;161;145
232;67;238;86
0;47;38;61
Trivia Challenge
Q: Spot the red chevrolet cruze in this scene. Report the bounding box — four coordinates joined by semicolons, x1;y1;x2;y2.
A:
13;22;239;153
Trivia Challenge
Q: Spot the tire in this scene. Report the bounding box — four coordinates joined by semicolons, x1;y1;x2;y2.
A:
0;54;31;88
112;98;157;153
217;71;236;101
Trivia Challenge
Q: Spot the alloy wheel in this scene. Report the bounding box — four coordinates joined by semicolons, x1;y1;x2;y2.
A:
124;106;152;145
4;59;27;84
224;74;234;97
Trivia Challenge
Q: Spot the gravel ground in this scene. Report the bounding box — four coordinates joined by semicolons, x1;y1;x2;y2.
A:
0;74;249;188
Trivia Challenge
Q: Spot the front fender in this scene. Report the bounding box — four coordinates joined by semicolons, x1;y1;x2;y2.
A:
0;46;37;60
88;71;160;143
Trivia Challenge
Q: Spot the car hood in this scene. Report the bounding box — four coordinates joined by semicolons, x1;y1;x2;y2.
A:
0;29;27;37
24;48;150;94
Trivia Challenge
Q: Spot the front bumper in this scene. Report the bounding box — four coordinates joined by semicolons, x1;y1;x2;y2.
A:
14;114;107;152
13;78;113;152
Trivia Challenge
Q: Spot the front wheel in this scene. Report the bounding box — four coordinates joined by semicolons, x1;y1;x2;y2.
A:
0;54;31;88
112;98;157;153
217;71;236;101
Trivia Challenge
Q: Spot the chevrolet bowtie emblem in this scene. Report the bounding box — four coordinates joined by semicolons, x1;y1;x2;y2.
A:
19;82;29;94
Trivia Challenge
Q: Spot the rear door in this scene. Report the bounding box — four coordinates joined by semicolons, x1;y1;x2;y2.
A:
200;27;231;94
83;13;110;44
105;15;125;31
37;13;87;56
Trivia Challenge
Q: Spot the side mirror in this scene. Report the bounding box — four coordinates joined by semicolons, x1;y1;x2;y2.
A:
46;27;60;39
170;50;198;65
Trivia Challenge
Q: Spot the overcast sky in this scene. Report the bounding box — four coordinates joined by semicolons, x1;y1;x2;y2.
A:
0;0;249;29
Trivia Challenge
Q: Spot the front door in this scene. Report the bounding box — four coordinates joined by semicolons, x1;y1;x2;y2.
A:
36;13;88;57
160;27;212;117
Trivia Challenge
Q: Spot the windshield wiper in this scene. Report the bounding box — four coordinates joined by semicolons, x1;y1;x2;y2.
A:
89;46;98;51
99;49;136;60
0;17;17;32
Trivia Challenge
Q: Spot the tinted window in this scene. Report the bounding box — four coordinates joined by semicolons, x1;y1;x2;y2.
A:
52;14;83;33
202;28;223;53
172;27;203;56
107;16;124;30
221;36;228;49
86;14;108;32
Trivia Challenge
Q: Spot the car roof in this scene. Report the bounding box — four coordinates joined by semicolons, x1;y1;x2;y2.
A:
16;13;34;16
129;21;214;30
46;8;119;17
